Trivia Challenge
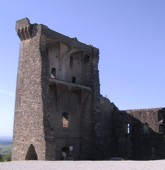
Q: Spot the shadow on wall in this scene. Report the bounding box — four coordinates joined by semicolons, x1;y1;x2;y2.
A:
111;108;165;160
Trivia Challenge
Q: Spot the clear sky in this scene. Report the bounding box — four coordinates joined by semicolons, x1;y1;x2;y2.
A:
0;0;165;137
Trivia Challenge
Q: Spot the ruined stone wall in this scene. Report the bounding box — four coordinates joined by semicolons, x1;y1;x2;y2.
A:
44;27;100;159
126;109;161;133
112;108;165;160
100;96;117;159
12;18;165;161
12;18;101;160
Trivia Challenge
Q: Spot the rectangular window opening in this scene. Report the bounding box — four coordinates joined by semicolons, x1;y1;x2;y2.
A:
62;112;69;128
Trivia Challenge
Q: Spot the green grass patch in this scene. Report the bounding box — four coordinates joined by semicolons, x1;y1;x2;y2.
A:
0;143;12;162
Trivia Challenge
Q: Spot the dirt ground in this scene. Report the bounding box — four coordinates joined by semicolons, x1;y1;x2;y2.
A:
1;160;165;170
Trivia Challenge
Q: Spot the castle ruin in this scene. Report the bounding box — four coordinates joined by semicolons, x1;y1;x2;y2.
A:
12;18;165;160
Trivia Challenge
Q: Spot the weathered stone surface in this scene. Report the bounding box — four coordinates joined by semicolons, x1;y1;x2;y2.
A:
112;108;165;160
12;18;165;161
16;18;32;40
12;18;103;161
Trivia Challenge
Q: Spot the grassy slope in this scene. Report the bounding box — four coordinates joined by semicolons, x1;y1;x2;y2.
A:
0;144;12;156
0;138;12;156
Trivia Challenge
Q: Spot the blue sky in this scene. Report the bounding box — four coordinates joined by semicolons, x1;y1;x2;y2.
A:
0;0;165;137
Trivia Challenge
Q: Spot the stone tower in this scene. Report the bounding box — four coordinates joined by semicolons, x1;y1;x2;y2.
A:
12;18;101;160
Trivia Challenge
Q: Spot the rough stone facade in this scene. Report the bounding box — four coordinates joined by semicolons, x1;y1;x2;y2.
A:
112;108;165;160
12;18;165;160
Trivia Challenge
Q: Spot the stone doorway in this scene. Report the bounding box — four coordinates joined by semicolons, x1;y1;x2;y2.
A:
25;144;38;160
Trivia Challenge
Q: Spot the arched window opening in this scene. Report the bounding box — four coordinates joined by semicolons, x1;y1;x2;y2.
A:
62;112;69;128
84;55;90;63
25;144;38;160
51;67;56;78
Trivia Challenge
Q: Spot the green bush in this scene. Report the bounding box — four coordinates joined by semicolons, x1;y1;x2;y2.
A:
0;154;11;162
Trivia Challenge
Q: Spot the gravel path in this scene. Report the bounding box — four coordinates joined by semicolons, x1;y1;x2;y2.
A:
0;160;165;170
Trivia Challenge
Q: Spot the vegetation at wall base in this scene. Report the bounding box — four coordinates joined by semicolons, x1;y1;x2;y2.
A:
0;154;11;162
0;138;12;162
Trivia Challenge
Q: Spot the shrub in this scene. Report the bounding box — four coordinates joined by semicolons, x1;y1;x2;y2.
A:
0;154;11;162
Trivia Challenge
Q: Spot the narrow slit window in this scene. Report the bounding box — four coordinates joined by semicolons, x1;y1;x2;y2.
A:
70;56;73;67
46;47;49;56
51;67;56;78
62;112;69;128
126;122;130;134
72;77;76;83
